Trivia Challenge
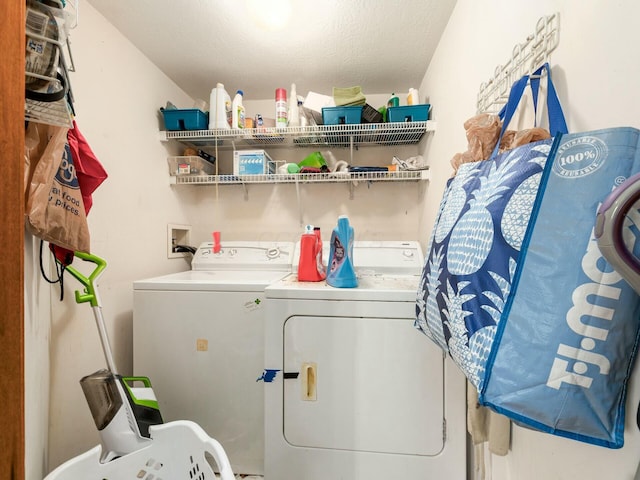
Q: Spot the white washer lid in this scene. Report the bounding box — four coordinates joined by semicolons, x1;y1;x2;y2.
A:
134;269;291;292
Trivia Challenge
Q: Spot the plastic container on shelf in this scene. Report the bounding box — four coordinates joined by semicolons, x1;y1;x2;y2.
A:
231;90;245;129
275;88;288;128
326;215;357;288
387;93;400;108
387;104;431;122
361;104;383;123
167;156;215;176
162;109;208;131
208;83;231;129
321;106;363;125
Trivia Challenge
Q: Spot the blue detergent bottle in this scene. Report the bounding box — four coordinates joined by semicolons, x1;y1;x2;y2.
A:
326;215;358;288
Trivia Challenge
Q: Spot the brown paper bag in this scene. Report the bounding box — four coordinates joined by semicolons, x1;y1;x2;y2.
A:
25;124;90;253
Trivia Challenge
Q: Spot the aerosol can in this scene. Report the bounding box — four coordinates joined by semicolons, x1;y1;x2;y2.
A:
65;252;163;462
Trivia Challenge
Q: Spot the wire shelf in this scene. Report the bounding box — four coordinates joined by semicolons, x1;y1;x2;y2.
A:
162;121;434;148
25;1;74;128
173;169;430;185
25;96;73;128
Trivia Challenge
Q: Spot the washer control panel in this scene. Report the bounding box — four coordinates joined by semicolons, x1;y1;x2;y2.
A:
192;241;294;271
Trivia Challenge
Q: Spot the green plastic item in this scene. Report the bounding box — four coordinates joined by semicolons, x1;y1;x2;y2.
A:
64;251;107;307
378;106;387;122
298;151;327;169
122;376;161;410
387;94;399;108
287;163;301;174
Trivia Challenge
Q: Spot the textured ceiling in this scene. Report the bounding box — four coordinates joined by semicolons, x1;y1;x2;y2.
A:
86;0;457;101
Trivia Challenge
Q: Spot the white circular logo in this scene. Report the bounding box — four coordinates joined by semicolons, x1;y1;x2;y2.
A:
552;136;608;178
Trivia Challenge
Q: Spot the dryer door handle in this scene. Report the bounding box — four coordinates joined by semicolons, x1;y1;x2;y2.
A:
300;362;317;401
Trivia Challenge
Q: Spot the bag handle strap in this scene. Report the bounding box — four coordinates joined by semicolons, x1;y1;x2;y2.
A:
529;63;568;136
490;62;567;159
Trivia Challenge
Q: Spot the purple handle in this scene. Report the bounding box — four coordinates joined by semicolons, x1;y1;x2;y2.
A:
597;174;640;294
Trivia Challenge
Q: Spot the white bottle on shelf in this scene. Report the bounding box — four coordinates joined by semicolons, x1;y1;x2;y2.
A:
298;100;308;127
287;83;300;127
208;83;231;129
407;87;420;105
232;90;245;129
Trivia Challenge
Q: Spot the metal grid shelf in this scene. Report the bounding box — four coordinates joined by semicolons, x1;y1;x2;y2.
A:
25;95;73;128
161;121;435;148
173;169;430;185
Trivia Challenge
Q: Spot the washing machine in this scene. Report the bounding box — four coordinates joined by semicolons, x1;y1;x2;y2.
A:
133;241;293;476
263;241;466;480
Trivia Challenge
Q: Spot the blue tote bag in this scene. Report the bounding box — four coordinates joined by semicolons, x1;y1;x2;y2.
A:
479;126;640;448
416;64;640;448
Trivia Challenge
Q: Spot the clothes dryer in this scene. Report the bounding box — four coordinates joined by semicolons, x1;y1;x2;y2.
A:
133;241;293;476
263;241;466;480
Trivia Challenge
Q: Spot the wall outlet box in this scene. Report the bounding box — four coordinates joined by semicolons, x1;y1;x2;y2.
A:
233;150;275;175
168;223;192;259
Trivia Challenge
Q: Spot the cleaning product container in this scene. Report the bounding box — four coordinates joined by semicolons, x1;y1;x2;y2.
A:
288;83;300;127
407;88;420;105
326;215;357;288
208;83;231;129
314;226;325;277
231;90;245;129
297;225;326;282
275;87;288;128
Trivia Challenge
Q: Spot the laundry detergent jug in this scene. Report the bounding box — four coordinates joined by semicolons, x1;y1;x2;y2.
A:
297;225;326;282
326;215;357;288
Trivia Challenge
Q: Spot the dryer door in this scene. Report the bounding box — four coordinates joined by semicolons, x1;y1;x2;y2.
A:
283;315;445;455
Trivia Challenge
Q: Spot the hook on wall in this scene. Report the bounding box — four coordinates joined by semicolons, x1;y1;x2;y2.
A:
477;12;560;115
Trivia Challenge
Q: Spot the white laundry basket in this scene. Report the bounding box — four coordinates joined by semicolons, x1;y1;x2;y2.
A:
43;420;235;480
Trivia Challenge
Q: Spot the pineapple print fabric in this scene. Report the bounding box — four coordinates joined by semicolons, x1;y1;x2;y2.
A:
415;139;554;391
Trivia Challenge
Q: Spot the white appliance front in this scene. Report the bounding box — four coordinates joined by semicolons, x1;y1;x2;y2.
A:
284;314;443;455
133;241;293;476
263;242;466;479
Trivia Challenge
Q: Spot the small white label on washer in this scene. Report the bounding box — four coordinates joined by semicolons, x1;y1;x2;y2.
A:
244;299;261;312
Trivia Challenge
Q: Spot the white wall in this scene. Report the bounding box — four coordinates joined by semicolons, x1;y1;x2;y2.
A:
31;1;640;479
24;235;51;480
420;1;640;479
39;3;196;474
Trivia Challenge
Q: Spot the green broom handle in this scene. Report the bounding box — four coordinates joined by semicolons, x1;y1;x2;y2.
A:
64;252;107;307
